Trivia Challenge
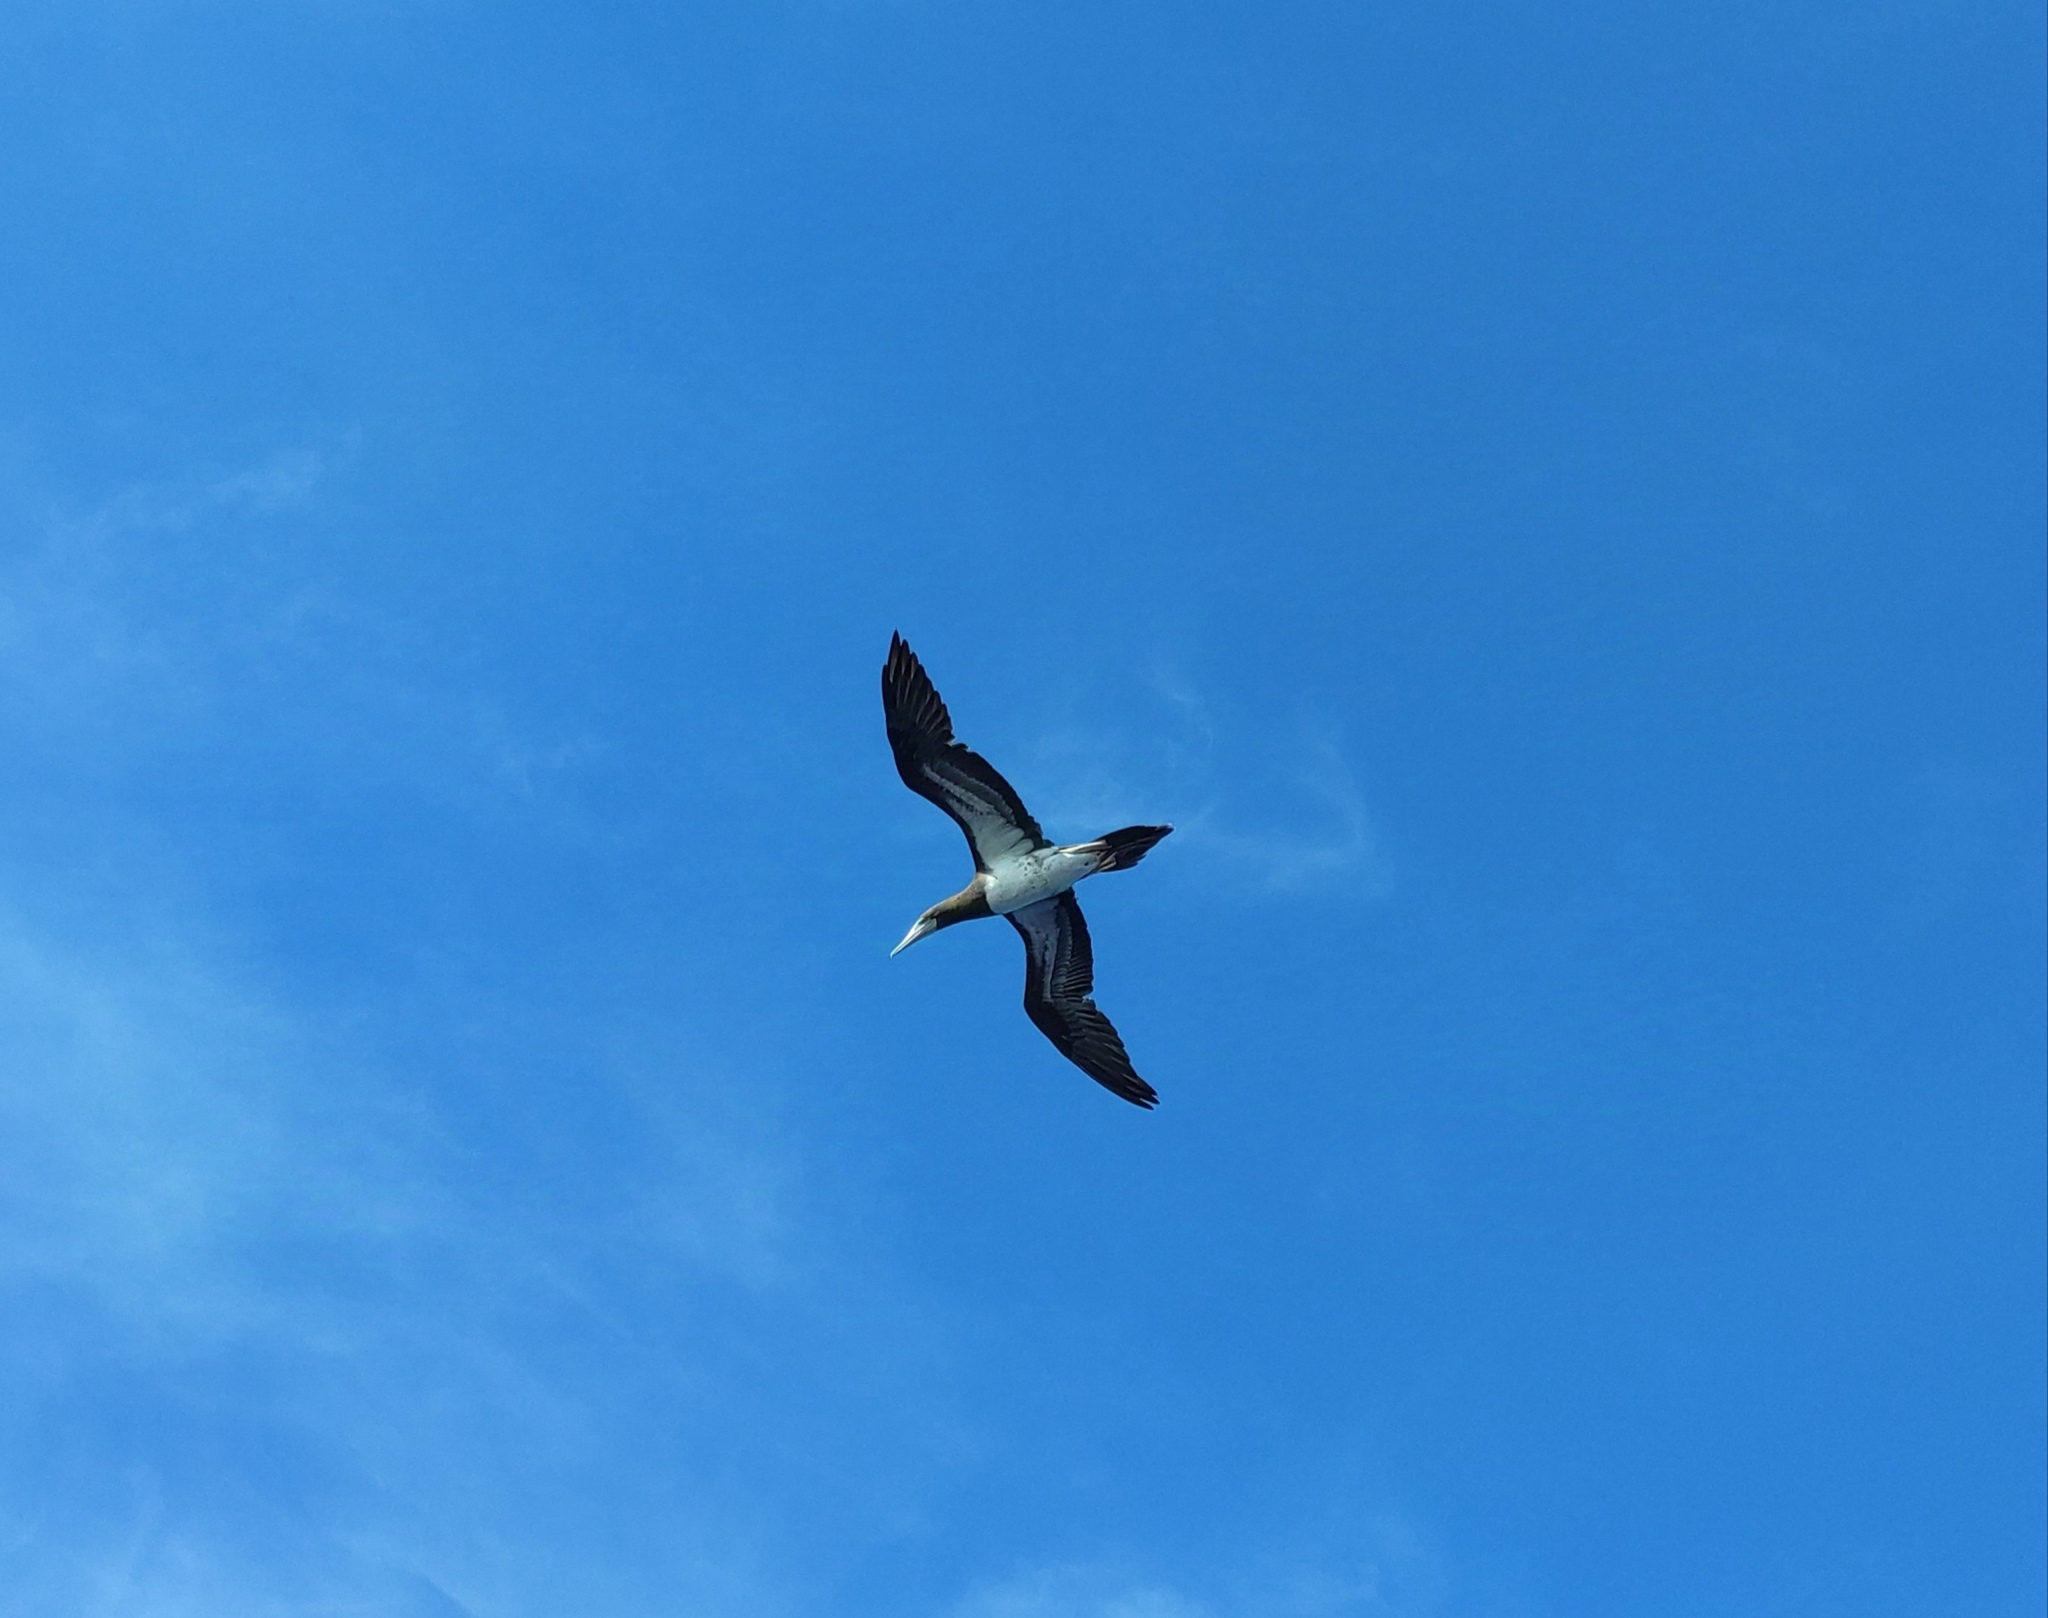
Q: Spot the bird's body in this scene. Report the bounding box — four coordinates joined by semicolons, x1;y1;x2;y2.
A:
882;633;1172;1108
984;845;1113;914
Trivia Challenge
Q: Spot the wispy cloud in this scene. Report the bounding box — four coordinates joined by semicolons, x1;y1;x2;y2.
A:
0;455;824;1616
948;1526;1447;1618
0;908;343;1343
44;447;329;541
1173;726;1392;899
0;876;823;1615
952;1565;1212;1618
0;447;609;838
1021;659;1394;901
0;448;331;726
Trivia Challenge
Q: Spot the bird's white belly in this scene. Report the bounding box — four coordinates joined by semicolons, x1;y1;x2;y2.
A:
983;848;1099;915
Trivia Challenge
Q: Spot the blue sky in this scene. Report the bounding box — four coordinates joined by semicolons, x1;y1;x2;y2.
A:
0;3;2041;1615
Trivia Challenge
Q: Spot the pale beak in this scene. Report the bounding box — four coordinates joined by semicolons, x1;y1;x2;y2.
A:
890;916;937;957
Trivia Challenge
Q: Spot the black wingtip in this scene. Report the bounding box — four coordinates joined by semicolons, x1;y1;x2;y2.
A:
882;632;956;751
883;632;923;693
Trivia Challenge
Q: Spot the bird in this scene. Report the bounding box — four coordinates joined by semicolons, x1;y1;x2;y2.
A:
882;631;1172;1108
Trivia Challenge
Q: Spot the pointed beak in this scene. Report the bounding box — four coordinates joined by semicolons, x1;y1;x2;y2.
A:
890;916;937;957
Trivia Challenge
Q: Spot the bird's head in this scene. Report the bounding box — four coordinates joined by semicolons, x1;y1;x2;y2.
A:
890;910;940;957
890;879;994;956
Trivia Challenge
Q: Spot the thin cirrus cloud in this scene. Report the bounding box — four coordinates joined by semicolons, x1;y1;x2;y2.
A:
0;465;825;1615
1174;728;1392;900
947;1536;1441;1618
0;449;331;735
1021;661;1393;902
0;909;318;1343
0;873;830;1616
1;447;613;835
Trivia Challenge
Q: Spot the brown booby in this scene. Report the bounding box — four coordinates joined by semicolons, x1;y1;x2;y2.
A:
883;632;1172;1108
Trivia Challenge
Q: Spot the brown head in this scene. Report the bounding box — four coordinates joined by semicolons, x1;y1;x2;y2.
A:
890;875;994;956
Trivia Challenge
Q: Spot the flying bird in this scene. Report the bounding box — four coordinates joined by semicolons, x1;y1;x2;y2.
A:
883;632;1172;1108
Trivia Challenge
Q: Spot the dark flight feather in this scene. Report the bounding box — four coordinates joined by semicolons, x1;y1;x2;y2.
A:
1008;892;1158;1109
883;632;1049;871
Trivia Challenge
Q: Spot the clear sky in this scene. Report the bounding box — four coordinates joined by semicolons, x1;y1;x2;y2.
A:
0;4;2041;1616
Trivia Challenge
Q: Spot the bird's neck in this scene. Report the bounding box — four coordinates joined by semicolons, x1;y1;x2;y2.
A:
931;875;995;929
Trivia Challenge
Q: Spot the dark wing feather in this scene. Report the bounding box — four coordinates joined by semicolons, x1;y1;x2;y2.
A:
883;632;1049;871
1008;893;1158;1108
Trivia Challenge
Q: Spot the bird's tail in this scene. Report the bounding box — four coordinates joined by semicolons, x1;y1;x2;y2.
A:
1080;824;1174;873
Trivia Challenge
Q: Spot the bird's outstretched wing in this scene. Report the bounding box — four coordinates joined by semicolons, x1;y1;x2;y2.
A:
1008;892;1158;1108
883;632;1049;871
